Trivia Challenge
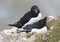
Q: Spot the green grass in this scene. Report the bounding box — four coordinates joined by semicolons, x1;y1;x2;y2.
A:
26;33;35;38
34;18;60;42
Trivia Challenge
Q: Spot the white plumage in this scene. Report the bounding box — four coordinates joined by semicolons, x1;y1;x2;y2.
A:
31;26;47;34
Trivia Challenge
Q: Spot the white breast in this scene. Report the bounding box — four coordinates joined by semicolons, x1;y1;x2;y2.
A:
31;26;47;34
22;13;42;28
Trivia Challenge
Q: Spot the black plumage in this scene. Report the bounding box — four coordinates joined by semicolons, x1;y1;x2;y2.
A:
22;17;47;33
8;5;40;28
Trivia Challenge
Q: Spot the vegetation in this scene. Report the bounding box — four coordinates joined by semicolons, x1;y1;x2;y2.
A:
34;17;60;42
26;33;35;38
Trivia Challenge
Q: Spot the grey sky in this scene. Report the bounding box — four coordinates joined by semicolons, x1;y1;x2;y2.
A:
0;0;60;31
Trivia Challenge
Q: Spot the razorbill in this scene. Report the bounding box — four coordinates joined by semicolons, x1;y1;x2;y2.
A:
22;13;42;28
8;5;41;28
22;17;47;33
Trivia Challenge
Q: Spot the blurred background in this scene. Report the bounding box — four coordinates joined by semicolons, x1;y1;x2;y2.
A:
0;0;60;31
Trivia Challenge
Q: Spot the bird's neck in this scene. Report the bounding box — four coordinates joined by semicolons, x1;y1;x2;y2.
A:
36;13;42;20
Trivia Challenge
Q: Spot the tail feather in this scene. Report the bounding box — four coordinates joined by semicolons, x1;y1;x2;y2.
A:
8;24;15;26
44;17;47;20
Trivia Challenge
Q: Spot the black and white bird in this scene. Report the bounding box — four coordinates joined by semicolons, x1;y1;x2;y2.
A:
22;13;42;28
21;17;48;33
8;5;41;28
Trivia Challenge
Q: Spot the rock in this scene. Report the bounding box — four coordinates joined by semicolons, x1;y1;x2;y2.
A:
46;16;57;30
0;27;29;42
0;25;49;42
0;27;36;42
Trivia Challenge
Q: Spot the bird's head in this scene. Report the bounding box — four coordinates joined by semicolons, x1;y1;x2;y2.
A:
31;5;40;14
